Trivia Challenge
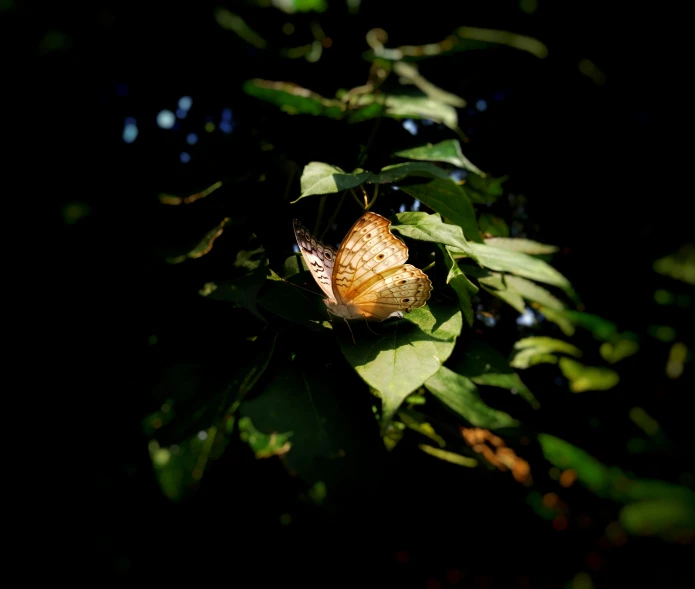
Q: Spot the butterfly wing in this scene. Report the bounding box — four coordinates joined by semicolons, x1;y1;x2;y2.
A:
350;264;433;321
293;218;338;301
333;211;432;320
332;212;409;302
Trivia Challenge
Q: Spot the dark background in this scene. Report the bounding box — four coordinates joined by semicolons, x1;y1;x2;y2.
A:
22;0;692;585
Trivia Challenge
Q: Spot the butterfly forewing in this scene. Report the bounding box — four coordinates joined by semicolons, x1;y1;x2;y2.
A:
333;213;409;303
292;218;338;301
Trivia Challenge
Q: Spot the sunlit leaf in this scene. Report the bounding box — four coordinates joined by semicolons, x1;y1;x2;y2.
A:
296;161;370;199
392;62;467;108
600;337;640;364
620;499;695;540
238;416;292;458
440;245;477;326
540;309;617;340
451;337;539;408
398;179;483;243
510;337;582;369
537;305;576;336
419;444;477;467
166;218;231;264
558;358;619;392
653;244;695;285
539;434;695;504
337;302;462;421
478;214;509;237
392;212;474;255
425;366;520;429
158;181;223;205
394;139;484;175
466;266;566;314
454;243;578;303
398;407;447;447
504;275;566;310
464;266;564;314
215;9;267;48
382;94;459;130
370;162;451;184
455;26;548;59
483;237;559;254
465;266;526;313
243;79;346;119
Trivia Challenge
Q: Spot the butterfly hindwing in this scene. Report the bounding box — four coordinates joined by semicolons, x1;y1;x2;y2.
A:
351;264;433;320
292;218;338;301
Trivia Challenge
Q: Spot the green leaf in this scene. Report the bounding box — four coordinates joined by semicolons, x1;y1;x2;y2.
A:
450;337;539;408
337;302;462;422
600;337;640;364
537;305;576;336
539;434;695;505
158;181;224;206
463;267;526;313
243;79;346;118
370;162;451;184
397;408;447;447
478;214;509;237
440;245;477;326
539;309;617;340
419;444;477;467
199;277;267;323
392;212;475;256
558;357;620;392
510;337;582;369
620;499;695;540
382;94;459;131
392;62;467;108
398;180;483;243
394;139;484;175
652;244;695;285
148;427;222;502
503;275;566;310
238;416;292;458
483;237;559;254
463;172;507;204
240;350;383;487
198;236;269;321
425;366;520;429
166;217;231;264
296;162;370;199
454;243;578;303
258;271;331;331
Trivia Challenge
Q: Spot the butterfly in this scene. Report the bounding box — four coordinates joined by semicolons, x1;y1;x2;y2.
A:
293;211;433;321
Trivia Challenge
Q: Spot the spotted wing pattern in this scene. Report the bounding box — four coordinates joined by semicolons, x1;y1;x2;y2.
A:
332;212;432;320
293;218;338;301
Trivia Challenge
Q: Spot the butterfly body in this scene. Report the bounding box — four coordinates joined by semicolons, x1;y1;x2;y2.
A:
293;212;432;322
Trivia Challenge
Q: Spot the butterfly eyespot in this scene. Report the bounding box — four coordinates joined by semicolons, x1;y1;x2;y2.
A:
324;252;331;259
376;253;385;260
397;280;406;285
365;232;372;239
402;298;410;303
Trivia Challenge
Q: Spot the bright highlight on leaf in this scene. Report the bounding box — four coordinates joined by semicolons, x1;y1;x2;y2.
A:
558;358;619;392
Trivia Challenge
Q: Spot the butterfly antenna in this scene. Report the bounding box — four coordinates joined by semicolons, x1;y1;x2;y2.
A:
344;318;357;345
364;319;378;336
